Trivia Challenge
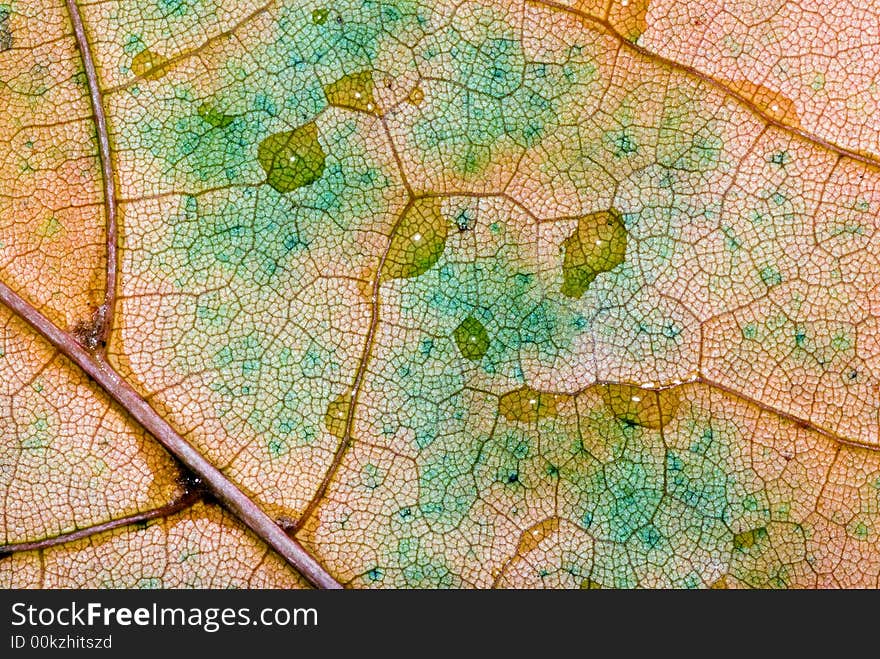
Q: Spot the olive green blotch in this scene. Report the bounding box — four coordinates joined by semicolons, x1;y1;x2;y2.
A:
0;6;12;51
598;384;679;430
312;7;329;24
131;48;168;80
453;316;490;361
498;386;566;424
257;122;326;193
324;393;351;441
381;198;449;280
580;578;603;589
733;527;768;553
324;70;380;115
197;102;237;129
561;208;627;298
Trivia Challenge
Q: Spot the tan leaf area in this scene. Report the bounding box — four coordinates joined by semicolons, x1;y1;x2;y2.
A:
638;0;880;158
2;502;309;588
0;0;105;327
0;306;179;546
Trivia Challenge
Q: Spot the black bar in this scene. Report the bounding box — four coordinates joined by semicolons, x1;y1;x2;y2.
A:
0;588;874;654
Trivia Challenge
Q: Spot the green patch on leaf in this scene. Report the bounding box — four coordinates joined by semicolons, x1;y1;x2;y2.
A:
257;122;327;193
197;102;237;129
323;70;379;114
498;387;564;424
598;384;679;431
733;527;768;552
560;208;628;298
381;198;449;280
312;7;329;24
452;316;490;361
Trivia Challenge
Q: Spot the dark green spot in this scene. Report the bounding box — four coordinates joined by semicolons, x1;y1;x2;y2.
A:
614;130;637;156
197;102;237;129
131;48;167;79
598;384;680;431
453;316;490;361
851;520;869;540
721;226;740;251
0;5;11;51
257;122;326;193
324;393;351;440
560;208;627;298
381;198;449;280
498;387;564;423
759;266;782;287
770;151;789;166
733;527;768;552
312;7;329;24
323;70;379;114
267;437;287;458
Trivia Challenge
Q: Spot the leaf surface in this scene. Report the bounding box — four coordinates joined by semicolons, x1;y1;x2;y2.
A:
2;0;880;588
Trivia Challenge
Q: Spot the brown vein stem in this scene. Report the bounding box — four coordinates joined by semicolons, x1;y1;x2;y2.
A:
294;195;414;530
63;0;118;347
0;487;201;556
0;280;342;589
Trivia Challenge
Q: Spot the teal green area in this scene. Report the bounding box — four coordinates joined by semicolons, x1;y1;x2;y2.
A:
382;533;459;587
157;0;191;19
274;0;427;77
548;393;780;587
20;413;53;452
759;265;782;287
407;60;586;176
114;0;823;587
363;376;802;586
401;212;585;376
421;4;525;99
170;188;306;287
404;10;600;175
127;0;433;190
125;0;602;196
164;110;400;453
169;113;398;288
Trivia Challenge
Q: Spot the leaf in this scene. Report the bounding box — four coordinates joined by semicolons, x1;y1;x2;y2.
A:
2;0;880;589
636;0;880;157
2;501;309;588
